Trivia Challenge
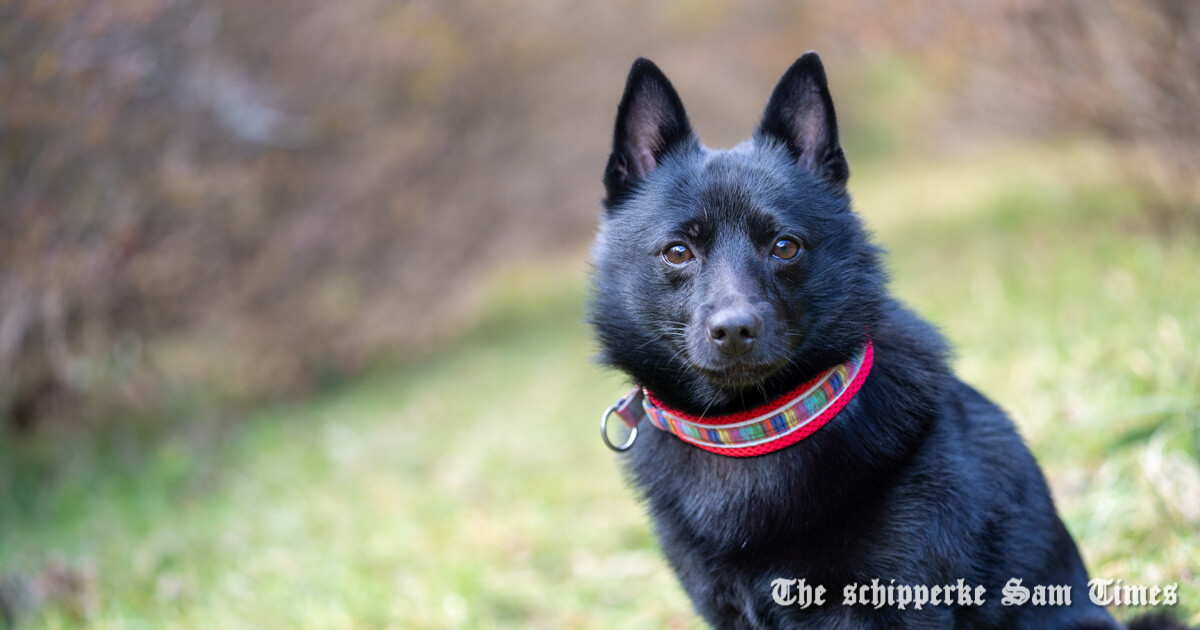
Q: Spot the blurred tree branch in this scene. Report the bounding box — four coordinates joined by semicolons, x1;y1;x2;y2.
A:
2;0;1196;431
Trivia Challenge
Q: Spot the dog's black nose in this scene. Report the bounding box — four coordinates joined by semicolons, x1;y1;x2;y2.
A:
707;307;761;355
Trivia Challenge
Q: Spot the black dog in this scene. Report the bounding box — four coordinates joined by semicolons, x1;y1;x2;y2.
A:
590;54;1181;629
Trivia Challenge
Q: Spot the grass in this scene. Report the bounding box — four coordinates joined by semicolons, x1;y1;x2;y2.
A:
2;142;1198;628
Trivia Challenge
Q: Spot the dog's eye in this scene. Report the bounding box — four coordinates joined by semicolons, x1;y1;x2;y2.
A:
663;243;694;265
771;238;801;261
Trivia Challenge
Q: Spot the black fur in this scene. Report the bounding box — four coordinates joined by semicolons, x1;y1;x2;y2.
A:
590;54;1179;629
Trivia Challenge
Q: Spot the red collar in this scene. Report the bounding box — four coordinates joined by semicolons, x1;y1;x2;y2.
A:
602;341;873;457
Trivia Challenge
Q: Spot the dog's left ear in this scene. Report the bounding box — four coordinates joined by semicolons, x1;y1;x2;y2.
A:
756;52;849;186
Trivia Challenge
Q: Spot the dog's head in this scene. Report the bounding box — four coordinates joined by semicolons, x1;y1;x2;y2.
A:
591;53;886;414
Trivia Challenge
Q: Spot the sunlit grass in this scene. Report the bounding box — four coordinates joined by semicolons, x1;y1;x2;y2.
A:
2;143;1197;628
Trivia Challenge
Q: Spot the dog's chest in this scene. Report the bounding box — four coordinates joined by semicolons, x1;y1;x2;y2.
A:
630;429;827;554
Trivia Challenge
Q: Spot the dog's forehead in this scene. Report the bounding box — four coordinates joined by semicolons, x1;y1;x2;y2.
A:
609;144;823;248
676;150;793;238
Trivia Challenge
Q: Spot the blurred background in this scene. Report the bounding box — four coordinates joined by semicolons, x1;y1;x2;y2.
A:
2;1;1198;627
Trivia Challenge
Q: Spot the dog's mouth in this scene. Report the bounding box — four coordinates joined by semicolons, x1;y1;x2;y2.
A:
682;327;794;389
677;310;797;390
693;359;786;388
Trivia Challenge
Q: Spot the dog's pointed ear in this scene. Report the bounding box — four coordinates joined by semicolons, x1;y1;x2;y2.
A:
756;52;849;186
604;58;695;206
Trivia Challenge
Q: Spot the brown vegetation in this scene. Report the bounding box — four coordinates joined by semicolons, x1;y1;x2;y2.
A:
2;0;1197;430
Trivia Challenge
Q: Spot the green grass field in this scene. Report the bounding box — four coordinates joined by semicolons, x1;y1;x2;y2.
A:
2;143;1197;628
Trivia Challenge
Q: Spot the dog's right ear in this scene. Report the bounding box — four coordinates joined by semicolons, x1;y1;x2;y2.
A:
604;58;695;207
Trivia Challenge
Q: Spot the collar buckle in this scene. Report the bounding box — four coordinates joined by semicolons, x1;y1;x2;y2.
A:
600;387;644;452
